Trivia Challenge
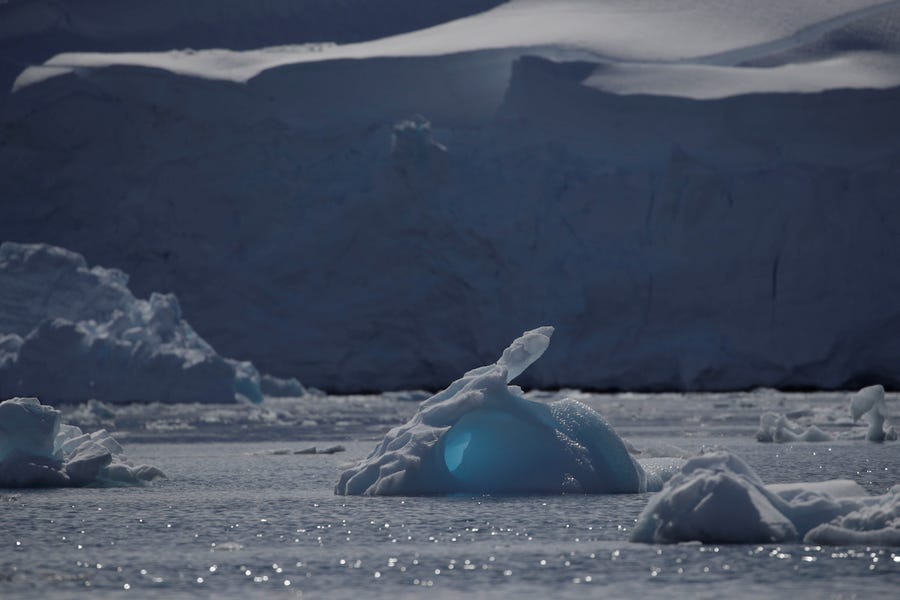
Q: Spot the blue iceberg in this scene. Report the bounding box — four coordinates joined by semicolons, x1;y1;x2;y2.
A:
336;327;672;495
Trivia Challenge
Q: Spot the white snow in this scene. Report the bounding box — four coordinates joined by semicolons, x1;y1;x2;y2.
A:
0;397;164;487
631;449;900;546
13;0;900;90
336;327;672;495
581;52;900;99
0;242;299;404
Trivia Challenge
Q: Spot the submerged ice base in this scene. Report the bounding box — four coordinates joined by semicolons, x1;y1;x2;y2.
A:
0;397;164;487
336;327;675;496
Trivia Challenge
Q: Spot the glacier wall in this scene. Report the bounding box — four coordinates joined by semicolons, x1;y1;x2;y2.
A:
2;54;900;392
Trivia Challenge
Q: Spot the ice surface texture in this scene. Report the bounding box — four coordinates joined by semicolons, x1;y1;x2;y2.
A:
631;450;900;546
336;327;669;496
0;242;298;403
0;397;164;487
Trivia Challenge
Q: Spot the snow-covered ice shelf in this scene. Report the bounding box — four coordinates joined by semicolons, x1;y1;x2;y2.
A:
4;2;900;392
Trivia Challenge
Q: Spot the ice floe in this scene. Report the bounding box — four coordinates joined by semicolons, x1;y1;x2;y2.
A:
0;397;164;488
336;327;680;496
0;242;301;404
756;384;896;443
252;445;345;456
631;449;900;546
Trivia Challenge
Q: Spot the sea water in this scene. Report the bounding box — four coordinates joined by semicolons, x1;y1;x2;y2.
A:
1;394;899;599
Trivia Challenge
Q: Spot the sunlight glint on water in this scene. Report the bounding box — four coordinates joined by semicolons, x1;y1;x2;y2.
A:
1;435;897;599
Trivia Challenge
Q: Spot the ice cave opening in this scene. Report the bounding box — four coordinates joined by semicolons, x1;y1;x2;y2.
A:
441;408;571;493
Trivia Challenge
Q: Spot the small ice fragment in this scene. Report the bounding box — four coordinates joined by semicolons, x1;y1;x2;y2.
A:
850;384;893;442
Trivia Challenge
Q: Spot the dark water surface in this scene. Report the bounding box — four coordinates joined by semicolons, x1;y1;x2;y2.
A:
1;433;898;599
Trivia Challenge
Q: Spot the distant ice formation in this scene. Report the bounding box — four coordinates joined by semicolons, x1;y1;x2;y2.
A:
0;242;302;404
631;449;900;546
755;413;833;442
336;327;679;495
850;384;895;442
756;384;896;442
0;397;164;487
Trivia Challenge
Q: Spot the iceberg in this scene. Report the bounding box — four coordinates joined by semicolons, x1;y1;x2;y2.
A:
0;397;164;487
336;327;676;496
631;449;900;546
0;242;302;404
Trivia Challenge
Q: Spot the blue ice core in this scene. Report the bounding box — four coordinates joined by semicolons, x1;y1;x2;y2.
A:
441;408;569;493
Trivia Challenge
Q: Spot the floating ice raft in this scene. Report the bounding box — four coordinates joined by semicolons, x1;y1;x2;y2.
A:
0;397;164;488
631;449;900;546
336;327;677;495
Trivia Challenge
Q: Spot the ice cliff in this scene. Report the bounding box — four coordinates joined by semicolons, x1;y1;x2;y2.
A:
631;449;900;546
0;396;164;487
336;327;680;495
0;242;299;404
3;1;900;392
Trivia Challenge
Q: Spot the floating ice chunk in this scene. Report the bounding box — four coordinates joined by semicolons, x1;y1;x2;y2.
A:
850;384;895;442
757;384;895;443
805;486;900;546
0;397;164;488
756;412;833;443
631;449;900;546
336;327;649;496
